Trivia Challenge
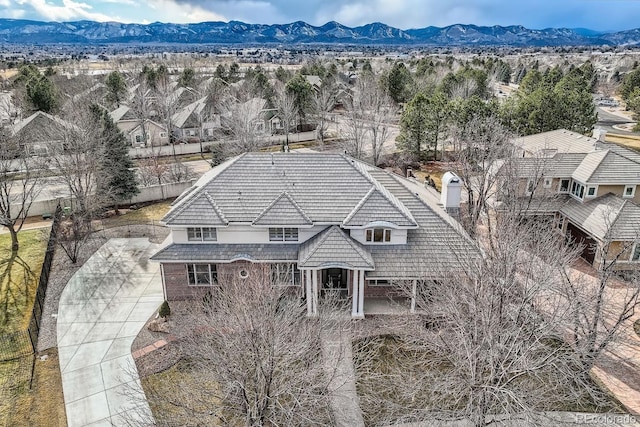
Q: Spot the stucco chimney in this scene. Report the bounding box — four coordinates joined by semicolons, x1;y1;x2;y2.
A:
592;128;607;143
441;171;462;216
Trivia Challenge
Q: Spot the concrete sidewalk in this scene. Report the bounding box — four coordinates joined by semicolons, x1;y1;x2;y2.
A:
321;331;365;427
56;238;163;427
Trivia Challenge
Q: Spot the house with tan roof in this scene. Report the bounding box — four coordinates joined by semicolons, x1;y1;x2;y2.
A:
109;105;169;147
151;152;477;317
171;96;221;142
11;111;76;156
509;129;640;268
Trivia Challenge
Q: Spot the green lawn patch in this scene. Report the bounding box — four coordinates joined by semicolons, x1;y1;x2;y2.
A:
0;229;49;335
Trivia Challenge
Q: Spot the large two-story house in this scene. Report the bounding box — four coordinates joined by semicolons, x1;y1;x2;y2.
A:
509;129;640;269
151;152;477;318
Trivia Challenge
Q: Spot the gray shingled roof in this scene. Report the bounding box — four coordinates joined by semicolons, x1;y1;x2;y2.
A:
343;187;417;227
163;153;416;226
361;168;478;278
171;96;207;128
560;193;640;241
151;243;298;263
513;129;598;155
253;192;313;226
586;147;640;184
298;226;374;270
157;153;479;279
513;130;640;185
108;106;136;122
516;154;585;179
571;150;608;183
163;192;228;226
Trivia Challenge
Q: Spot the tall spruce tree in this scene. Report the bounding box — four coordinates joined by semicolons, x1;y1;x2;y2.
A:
93;105;139;214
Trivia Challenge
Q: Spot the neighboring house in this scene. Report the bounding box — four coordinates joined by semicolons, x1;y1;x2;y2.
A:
304;75;322;93
223;97;277;135
10;111;76;156
109;105;169;147
169;86;200;110
507;129;640;268
151;153;477;318
171;96;221;142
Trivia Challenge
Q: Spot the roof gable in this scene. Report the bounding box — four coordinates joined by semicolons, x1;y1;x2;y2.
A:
162;192;228;226
253;191;313;226
343;186;417;227
572;149;609;183
298;226;374;270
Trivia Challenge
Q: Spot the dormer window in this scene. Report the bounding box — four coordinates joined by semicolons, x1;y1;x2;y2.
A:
269;227;298;242
366;228;391;243
187;227;217;241
624;185;636;198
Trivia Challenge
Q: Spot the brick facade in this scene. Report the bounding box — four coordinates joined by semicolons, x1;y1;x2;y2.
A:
162;261;303;301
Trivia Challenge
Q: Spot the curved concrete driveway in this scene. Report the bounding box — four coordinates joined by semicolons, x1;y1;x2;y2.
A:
57;238;163;427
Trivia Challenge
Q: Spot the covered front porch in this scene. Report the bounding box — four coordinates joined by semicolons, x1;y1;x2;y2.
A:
299;268;419;318
298;225;421;319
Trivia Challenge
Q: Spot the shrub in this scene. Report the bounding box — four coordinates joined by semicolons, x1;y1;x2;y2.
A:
159;300;171;318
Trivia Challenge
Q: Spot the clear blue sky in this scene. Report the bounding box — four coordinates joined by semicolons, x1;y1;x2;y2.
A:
1;0;639;31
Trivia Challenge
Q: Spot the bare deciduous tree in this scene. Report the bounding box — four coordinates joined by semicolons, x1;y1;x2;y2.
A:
357;75;394;166
137;266;348;426
363;215;614;427
558;219;640;373
0;133;41;251
342;91;369;160
312;83;336;149
274;87;296;151
220;95;266;155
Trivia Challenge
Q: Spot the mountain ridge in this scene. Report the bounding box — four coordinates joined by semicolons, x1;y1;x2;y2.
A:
0;18;636;46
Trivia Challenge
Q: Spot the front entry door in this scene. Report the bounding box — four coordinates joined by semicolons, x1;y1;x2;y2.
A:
322;268;348;297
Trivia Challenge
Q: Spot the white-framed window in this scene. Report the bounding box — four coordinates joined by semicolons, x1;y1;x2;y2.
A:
571;181;585;200
160;132;167;138
269;228;298;242
366;279;391;287
559;179;570;193
586;186;597;197
271;263;301;286
631;244;640;262
365;228;391;243
187;264;217;286
543;177;552;189
135;134;143;143
187;227;217;242
624;185;636;198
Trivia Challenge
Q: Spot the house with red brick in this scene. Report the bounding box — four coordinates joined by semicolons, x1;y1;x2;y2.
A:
151;152;476;318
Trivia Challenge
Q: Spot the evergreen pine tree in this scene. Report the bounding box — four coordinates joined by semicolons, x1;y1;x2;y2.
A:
93;105;139;214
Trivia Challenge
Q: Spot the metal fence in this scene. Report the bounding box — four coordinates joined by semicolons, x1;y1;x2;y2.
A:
0;203;62;363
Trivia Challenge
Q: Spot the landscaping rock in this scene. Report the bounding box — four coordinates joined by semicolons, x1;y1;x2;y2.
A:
148;317;170;333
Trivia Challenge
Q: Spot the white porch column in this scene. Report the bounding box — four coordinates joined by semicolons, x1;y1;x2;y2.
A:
357;269;365;317
410;279;417;313
311;270;319;317
305;270;313;316
351;269;360;317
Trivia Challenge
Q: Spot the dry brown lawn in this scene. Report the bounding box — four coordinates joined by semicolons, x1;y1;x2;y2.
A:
8;348;67;427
